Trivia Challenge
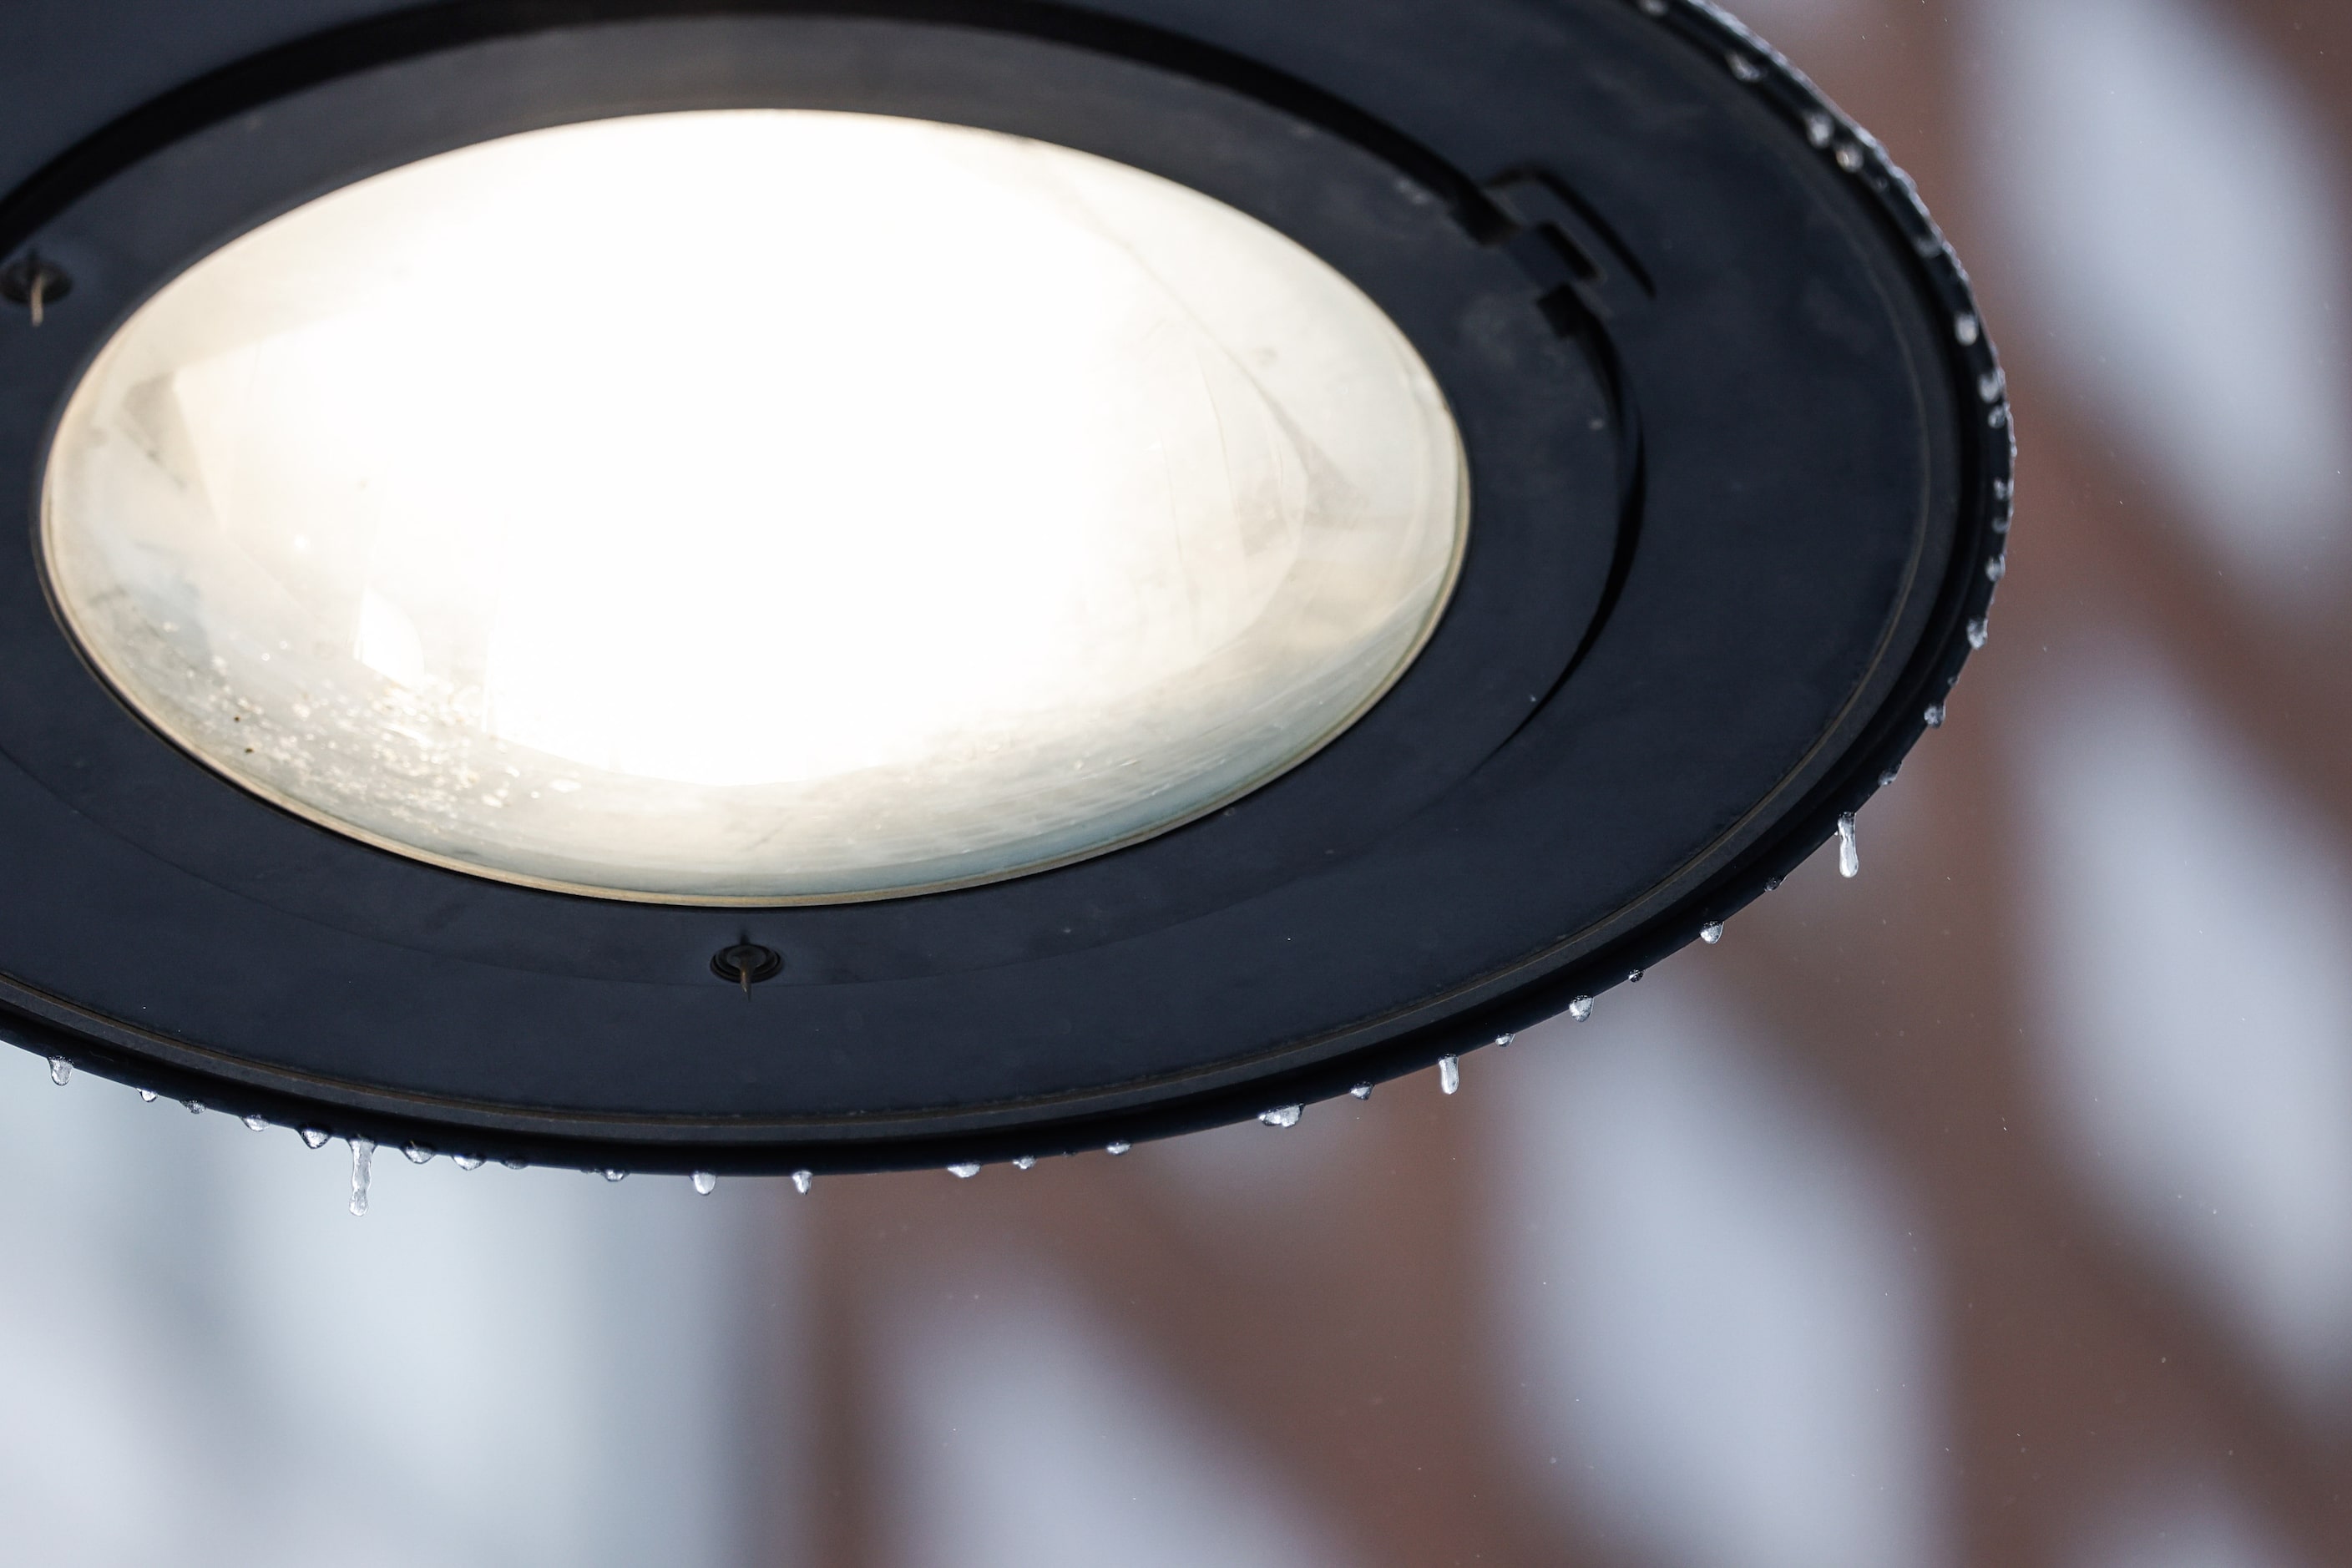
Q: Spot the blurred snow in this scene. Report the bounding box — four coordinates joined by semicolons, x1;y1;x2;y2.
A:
1495;975;1946;1568
2021;642;2352;1397
0;1050;764;1568
1973;0;2352;597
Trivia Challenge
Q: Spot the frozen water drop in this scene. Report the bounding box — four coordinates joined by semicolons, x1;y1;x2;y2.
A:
602;1169;627;1182
1260;1105;1302;1129
47;1057;68;1086
1568;996;1595;1022
403;1142;434;1165
1627;969;1644;983
1985;556;2007;584
1351;1082;1373;1100
1955;313;1981;346
1879;767;1899;788
1014;1156;1036;1171
1837;812;1861;878
1979;368;2006;403
300;1126;328;1149
348;1138;374;1217
792;1170;813;1195
1836;142;1864;172
1993;478;2013;502
1765;877;1783;892
948;1161;981;1178
1701;920;1723;944
500;1158;527;1171
1925;703;1946;728
243;1113;267;1131
1439;1055;1461;1095
1106;1141;1130;1156
183;1100;204;1115
1494;1031;1515;1048
1728;53;1762;82
692;1170;717;1195
1967;617;1989;650
139;1090;156;1103
453;1154;483;1171
1806;113;1836;148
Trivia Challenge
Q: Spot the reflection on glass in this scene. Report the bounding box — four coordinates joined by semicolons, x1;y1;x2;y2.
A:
44;110;1465;902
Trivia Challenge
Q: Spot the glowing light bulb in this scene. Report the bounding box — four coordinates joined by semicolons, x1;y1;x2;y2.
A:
42;110;1466;901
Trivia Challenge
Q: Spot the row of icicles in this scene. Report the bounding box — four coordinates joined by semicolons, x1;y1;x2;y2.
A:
42;799;1889;1216
929;472;1992;1186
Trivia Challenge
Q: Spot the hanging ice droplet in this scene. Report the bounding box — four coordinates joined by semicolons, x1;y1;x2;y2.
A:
1106;1141;1131;1156
1765;877;1783;892
243;1114;267;1131
1014;1156;1036;1171
1260;1105;1302;1129
1837;812;1861;878
300;1126;329;1150
348;1138;375;1217
47;1057;69;1086
1978;368;2006;403
1836;142;1864;172
602;1169;627;1182
1806;113;1836;148
1985;556;2007;583
403;1142;434;1165
1993;478;2013;502
692;1171;717;1195
183;1100;204;1115
1955;313;1981;346
500;1158;527;1171
1700;920;1724;944
791;1170;813;1195
453;1154;483;1171
139;1089;157;1102
1925;703;1946;728
1439;1055;1461;1095
948;1161;981;1178
1494;1032;1515;1048
1728;53;1762;82
1879;767;1899;788
1568;996;1595;1022
1626;969;1645;984
1967;618;1989;650
1351;1082;1373;1100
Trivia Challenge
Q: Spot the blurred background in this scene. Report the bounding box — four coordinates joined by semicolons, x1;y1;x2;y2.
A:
8;0;2351;1562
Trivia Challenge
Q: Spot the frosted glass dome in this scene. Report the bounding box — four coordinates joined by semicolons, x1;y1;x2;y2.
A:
42;110;1467;902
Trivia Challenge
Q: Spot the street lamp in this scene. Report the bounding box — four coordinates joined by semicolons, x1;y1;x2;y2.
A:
0;0;2008;1175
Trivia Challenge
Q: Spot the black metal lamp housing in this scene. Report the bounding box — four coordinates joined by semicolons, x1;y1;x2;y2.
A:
0;0;2010;1174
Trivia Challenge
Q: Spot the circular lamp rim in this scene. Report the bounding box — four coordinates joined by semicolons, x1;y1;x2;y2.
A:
0;0;2013;1176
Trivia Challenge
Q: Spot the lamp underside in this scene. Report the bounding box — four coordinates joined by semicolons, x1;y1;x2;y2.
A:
0;0;2010;1173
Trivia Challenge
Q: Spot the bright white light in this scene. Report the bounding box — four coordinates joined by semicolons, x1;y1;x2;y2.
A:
43;110;1465;901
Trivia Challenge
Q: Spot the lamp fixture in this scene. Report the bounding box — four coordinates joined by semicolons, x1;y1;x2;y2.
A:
0;0;2009;1175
